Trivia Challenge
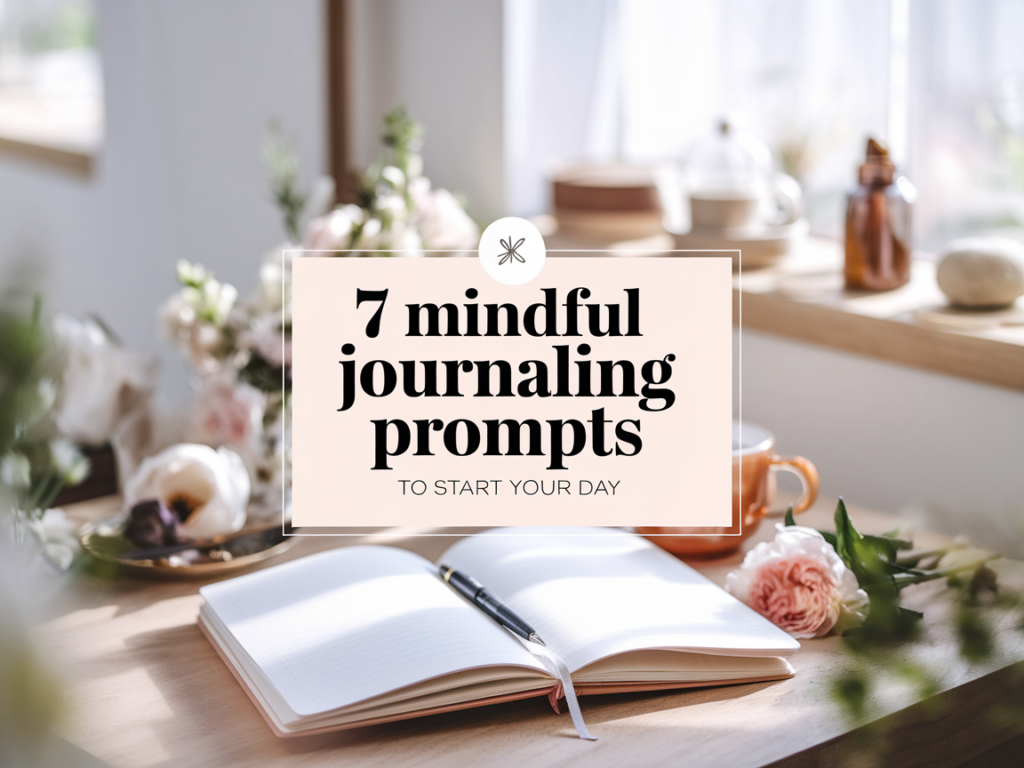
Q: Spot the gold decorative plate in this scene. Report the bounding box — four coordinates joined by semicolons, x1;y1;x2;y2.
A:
79;515;297;578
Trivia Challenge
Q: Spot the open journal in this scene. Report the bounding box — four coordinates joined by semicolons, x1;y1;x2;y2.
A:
198;527;800;738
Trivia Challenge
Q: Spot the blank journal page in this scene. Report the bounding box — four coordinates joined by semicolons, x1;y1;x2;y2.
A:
200;545;546;717
440;528;800;672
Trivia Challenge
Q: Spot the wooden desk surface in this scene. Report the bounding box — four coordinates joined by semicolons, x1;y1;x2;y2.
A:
40;497;1024;768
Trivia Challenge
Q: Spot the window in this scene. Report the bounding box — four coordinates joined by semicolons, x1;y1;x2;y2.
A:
505;0;1024;251
909;0;1024;250
0;0;102;172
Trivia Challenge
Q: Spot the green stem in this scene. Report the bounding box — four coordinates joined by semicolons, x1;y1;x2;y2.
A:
24;469;61;514
23;470;49;512
892;556;999;589
36;471;65;512
895;548;954;567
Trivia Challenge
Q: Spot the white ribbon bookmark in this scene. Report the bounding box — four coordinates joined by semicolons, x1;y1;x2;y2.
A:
522;640;597;741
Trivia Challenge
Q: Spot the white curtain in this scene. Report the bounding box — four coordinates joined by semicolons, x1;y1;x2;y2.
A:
503;0;620;216
505;0;893;230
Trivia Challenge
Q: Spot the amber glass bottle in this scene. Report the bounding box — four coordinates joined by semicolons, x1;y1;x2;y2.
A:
844;139;914;291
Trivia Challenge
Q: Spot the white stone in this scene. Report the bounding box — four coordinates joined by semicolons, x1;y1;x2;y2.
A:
936;237;1024;308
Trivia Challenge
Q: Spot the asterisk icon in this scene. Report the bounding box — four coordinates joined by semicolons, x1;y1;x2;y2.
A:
498;236;526;265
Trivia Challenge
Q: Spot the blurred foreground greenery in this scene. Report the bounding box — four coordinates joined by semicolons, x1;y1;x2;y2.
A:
795;501;1024;764
0;284;81;766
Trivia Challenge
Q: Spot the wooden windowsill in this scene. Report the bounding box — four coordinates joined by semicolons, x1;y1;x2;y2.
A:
0;132;94;175
0;93;100;177
735;237;1024;393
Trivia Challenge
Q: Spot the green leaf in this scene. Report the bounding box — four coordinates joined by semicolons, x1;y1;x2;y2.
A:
264;122;308;242
862;533;913;561
896;606;924;622
832;497;913;591
833;497;864;573
831;669;870;721
843;598;922;648
863;580;899;603
894;661;940;700
238;352;289;395
881;527;911;540
85;533;129;560
781;502;840;551
782;502;841;550
955;605;993;662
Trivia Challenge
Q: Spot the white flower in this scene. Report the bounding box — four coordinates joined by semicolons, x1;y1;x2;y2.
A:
160;293;195;340
726;524;869;639
29;509;80;571
187;323;227;375
124;444;250;540
376;190;408;219
49;438;89;485
175;261;237;325
411;180;479;252
53;314;157;446
244;411;292;525
303;205;364;251
171;261;238;335
407;175;430;201
257;242;294;315
380;165;406;188
352;216;383;251
208;282;238;324
159;296;228;375
0;452;31;489
175;260;209;285
247;312;291;367
35;378;58;416
377;224;424;256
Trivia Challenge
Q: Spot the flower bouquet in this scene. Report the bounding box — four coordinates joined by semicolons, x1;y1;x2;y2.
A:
151;107;478;542
303;107;479;255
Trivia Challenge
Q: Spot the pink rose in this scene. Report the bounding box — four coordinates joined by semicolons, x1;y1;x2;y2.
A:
257;334;291;368
726;525;868;639
201;395;251;446
188;380;265;451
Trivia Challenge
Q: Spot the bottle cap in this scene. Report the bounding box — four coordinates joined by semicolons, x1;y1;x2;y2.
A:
859;138;895;185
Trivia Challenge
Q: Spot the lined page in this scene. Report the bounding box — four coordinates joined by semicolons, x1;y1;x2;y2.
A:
439;528;800;673
200;546;547;718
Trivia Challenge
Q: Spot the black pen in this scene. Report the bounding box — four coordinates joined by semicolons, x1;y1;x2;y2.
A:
438;564;545;646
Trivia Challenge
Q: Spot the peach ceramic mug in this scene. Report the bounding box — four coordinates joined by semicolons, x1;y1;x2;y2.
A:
636;421;819;558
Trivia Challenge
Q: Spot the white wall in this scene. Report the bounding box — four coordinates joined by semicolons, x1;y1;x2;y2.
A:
0;0;326;405
348;0;505;223
739;329;1024;557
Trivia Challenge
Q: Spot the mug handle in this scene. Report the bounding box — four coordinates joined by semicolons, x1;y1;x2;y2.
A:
767;455;819;515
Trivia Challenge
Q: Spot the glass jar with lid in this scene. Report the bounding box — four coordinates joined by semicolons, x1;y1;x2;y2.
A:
685;119;799;230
